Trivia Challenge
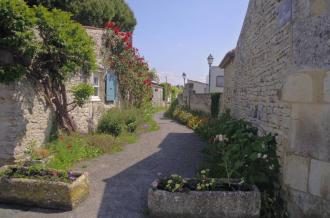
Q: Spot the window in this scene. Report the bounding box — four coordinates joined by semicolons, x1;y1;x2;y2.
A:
91;73;100;101
216;76;224;87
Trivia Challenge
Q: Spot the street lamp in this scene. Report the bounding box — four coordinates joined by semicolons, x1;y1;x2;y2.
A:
182;72;187;86
207;54;214;93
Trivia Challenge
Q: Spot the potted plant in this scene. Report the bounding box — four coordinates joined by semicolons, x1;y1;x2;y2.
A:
0;165;89;210
148;170;261;218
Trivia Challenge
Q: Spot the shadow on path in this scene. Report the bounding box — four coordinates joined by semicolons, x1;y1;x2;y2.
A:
97;132;203;218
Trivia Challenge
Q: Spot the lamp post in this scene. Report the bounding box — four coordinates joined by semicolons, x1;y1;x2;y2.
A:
182;72;187;86
207;54;214;93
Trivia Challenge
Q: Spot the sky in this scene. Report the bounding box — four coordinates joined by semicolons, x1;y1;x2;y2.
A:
126;0;249;85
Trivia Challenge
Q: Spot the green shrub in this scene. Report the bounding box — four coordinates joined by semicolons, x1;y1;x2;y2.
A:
164;99;178;118
162;174;187;193
71;83;94;107
97;108;143;136
97;115;123;137
166;106;287;217
200;112;286;217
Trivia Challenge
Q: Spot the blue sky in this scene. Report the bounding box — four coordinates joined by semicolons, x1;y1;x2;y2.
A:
126;0;249;85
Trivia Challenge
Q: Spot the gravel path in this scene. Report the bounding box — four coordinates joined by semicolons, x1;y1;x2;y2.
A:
0;113;205;218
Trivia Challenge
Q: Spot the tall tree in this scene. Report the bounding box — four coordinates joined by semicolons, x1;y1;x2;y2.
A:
25;0;137;31
0;0;96;132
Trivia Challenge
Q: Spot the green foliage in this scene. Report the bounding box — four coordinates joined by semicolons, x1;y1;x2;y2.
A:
34;6;96;77
71;83;94;107
160;82;171;101
102;23;153;108
171;86;182;100
0;0;37;83
167;106;287;217
46;134;103;171
166;103;209;130
25;0;136;31
97;113;123;137
196;169;216;191
164;99;178;117
163;174;187;193
84;134;123;154
0;0;97;131
211;93;221;118
97;108;142;137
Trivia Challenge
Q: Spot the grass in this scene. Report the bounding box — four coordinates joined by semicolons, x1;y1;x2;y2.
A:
28;106;162;171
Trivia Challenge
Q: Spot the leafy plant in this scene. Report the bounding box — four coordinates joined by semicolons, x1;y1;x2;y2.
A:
166;105;287;217
196;169;216;191
163;174;186;193
0;0;96;132
46;134;103;171
102;21;154;108
25;0;136;31
71;83;94;107
1;166;75;183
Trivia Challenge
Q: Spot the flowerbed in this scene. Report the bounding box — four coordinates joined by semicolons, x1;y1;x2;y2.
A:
165;102;288;217
148;172;261;218
0;165;89;210
0;166;77;183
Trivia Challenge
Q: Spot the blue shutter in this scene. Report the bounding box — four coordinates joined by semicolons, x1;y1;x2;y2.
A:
106;73;117;102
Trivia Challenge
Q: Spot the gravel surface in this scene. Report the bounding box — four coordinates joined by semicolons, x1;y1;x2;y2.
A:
0;113;205;218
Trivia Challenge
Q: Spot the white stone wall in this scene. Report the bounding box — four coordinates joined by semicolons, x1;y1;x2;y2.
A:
222;0;330;216
209;66;224;93
186;80;208;94
0;82;53;164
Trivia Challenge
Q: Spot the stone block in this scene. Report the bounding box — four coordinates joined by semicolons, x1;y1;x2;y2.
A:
310;0;330;16
285;155;309;192
323;72;330;103
289;104;330;162
278;0;292;28
282;74;313;103
289;188;330;218
309;159;330;200
292;0;310;20
293;16;330;69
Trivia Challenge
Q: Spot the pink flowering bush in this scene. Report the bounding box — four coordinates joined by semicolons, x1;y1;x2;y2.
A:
102;21;155;107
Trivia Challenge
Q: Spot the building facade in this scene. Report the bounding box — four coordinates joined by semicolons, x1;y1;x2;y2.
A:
151;82;164;107
209;66;224;93
0;26;118;165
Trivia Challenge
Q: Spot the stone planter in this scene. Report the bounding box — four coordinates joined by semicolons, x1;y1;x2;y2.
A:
0;165;89;210
148;179;261;218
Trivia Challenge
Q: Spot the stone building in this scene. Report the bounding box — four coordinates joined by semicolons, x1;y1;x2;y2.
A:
209;66;224;93
151;82;164;107
220;0;330;217
0;26;118;165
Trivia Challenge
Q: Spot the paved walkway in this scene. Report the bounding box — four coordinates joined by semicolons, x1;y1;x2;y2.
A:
0;113;205;218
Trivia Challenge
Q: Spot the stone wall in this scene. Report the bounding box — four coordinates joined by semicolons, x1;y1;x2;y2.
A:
189;94;212;114
221;0;330;216
0;82;53;165
0;26;117;164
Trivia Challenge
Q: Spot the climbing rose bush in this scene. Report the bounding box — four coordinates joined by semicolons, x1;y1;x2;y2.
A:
102;21;155;107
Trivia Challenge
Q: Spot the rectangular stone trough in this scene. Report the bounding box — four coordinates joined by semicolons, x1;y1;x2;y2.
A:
0;166;89;210
148;179;261;218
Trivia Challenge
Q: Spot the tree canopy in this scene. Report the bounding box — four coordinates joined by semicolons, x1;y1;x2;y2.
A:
0;0;96;132
25;0;136;31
